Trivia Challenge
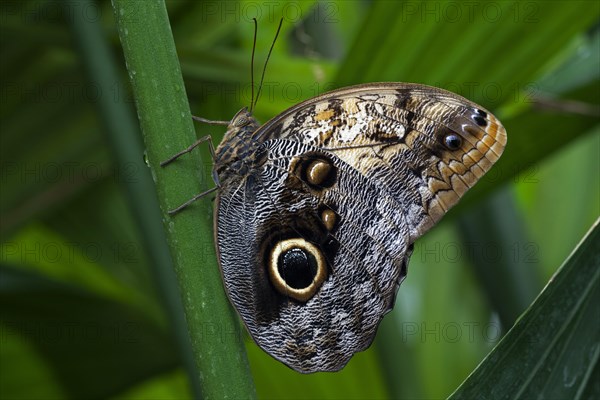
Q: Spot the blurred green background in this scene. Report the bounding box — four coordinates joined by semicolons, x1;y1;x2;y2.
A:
1;0;598;399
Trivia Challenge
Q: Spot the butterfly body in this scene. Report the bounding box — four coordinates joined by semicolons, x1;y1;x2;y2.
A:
209;83;506;373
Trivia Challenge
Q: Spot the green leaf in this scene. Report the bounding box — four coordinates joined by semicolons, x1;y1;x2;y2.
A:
457;188;543;329
0;266;180;400
110;0;255;398
111;369;191;400
449;218;600;399
337;1;600;106
66;0;202;396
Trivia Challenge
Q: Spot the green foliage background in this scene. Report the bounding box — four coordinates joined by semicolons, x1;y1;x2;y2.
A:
1;0;598;399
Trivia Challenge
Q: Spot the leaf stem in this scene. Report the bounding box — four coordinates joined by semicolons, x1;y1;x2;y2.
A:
111;0;255;397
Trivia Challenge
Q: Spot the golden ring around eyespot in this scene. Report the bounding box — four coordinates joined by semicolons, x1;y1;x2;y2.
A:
268;238;327;302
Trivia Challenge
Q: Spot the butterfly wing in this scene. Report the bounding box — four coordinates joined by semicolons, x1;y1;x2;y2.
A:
216;139;410;372
214;83;506;373
256;83;507;239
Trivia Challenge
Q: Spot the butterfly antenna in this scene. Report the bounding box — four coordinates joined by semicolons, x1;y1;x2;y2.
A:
254;18;283;108
249;18;258;111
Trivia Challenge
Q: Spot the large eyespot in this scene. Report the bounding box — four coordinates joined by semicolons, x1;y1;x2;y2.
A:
268;238;327;302
444;133;462;150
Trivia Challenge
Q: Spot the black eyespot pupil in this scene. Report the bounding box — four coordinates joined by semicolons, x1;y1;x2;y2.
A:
278;248;317;289
445;134;462;150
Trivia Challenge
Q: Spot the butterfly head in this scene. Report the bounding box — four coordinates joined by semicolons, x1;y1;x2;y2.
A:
213;108;262;180
230;107;257;129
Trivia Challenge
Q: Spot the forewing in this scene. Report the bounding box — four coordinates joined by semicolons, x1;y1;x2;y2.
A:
256;83;507;239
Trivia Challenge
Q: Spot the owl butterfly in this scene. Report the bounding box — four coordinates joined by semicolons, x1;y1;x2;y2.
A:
163;22;506;373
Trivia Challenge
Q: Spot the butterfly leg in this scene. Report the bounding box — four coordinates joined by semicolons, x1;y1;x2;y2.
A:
160;135;221;214
160;135;217;167
161;115;231;214
192;116;230;125
161;111;232;166
167;186;218;215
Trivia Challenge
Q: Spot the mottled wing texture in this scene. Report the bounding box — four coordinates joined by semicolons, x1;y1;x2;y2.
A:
257;83;507;239
214;83;506;373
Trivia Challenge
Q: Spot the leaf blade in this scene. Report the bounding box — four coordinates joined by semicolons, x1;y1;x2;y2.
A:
449;218;600;399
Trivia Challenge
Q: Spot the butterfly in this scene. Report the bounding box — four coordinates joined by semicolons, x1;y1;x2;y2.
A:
162;19;506;373
163;81;507;373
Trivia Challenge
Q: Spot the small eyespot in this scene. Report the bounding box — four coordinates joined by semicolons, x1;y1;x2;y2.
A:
320;208;338;232
473;115;487;127
291;154;337;190
444;134;462;150
472;109;488;126
306;159;334;187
